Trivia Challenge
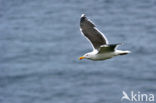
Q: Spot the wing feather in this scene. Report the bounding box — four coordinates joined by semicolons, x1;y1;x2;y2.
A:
98;44;120;54
80;14;108;50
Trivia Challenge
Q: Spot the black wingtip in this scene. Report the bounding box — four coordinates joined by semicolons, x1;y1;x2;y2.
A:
80;14;87;22
81;14;86;17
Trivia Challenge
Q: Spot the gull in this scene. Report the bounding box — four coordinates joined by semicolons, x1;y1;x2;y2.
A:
79;14;130;61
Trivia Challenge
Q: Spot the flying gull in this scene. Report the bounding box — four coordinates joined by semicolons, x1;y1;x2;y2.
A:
79;14;130;61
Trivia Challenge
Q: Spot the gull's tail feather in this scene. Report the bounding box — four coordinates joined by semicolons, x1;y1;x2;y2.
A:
119;51;131;55
116;50;131;55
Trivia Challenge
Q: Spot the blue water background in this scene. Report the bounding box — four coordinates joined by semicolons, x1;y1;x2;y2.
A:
0;0;156;103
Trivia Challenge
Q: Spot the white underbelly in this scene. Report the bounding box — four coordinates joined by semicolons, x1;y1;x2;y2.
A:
92;52;116;60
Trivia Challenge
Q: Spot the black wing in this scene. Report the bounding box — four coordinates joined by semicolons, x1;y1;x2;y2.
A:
80;14;108;50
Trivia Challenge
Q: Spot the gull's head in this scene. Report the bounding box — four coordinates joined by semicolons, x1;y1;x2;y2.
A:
79;53;92;60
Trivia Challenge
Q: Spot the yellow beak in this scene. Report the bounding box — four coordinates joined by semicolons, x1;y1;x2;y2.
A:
79;56;85;60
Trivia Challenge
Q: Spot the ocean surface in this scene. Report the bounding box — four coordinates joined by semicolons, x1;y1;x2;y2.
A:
0;0;156;103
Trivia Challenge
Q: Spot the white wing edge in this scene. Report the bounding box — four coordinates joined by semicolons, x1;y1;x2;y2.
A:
94;27;109;44
80;28;96;51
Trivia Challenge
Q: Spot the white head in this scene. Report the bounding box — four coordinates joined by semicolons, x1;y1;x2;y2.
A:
79;53;93;60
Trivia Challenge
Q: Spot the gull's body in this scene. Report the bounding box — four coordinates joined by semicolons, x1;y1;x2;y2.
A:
84;50;128;61
79;14;130;61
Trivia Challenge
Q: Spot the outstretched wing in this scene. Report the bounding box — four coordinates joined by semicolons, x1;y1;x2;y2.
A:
80;14;108;50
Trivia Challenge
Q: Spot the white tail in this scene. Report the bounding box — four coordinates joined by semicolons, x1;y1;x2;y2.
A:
116;50;131;55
